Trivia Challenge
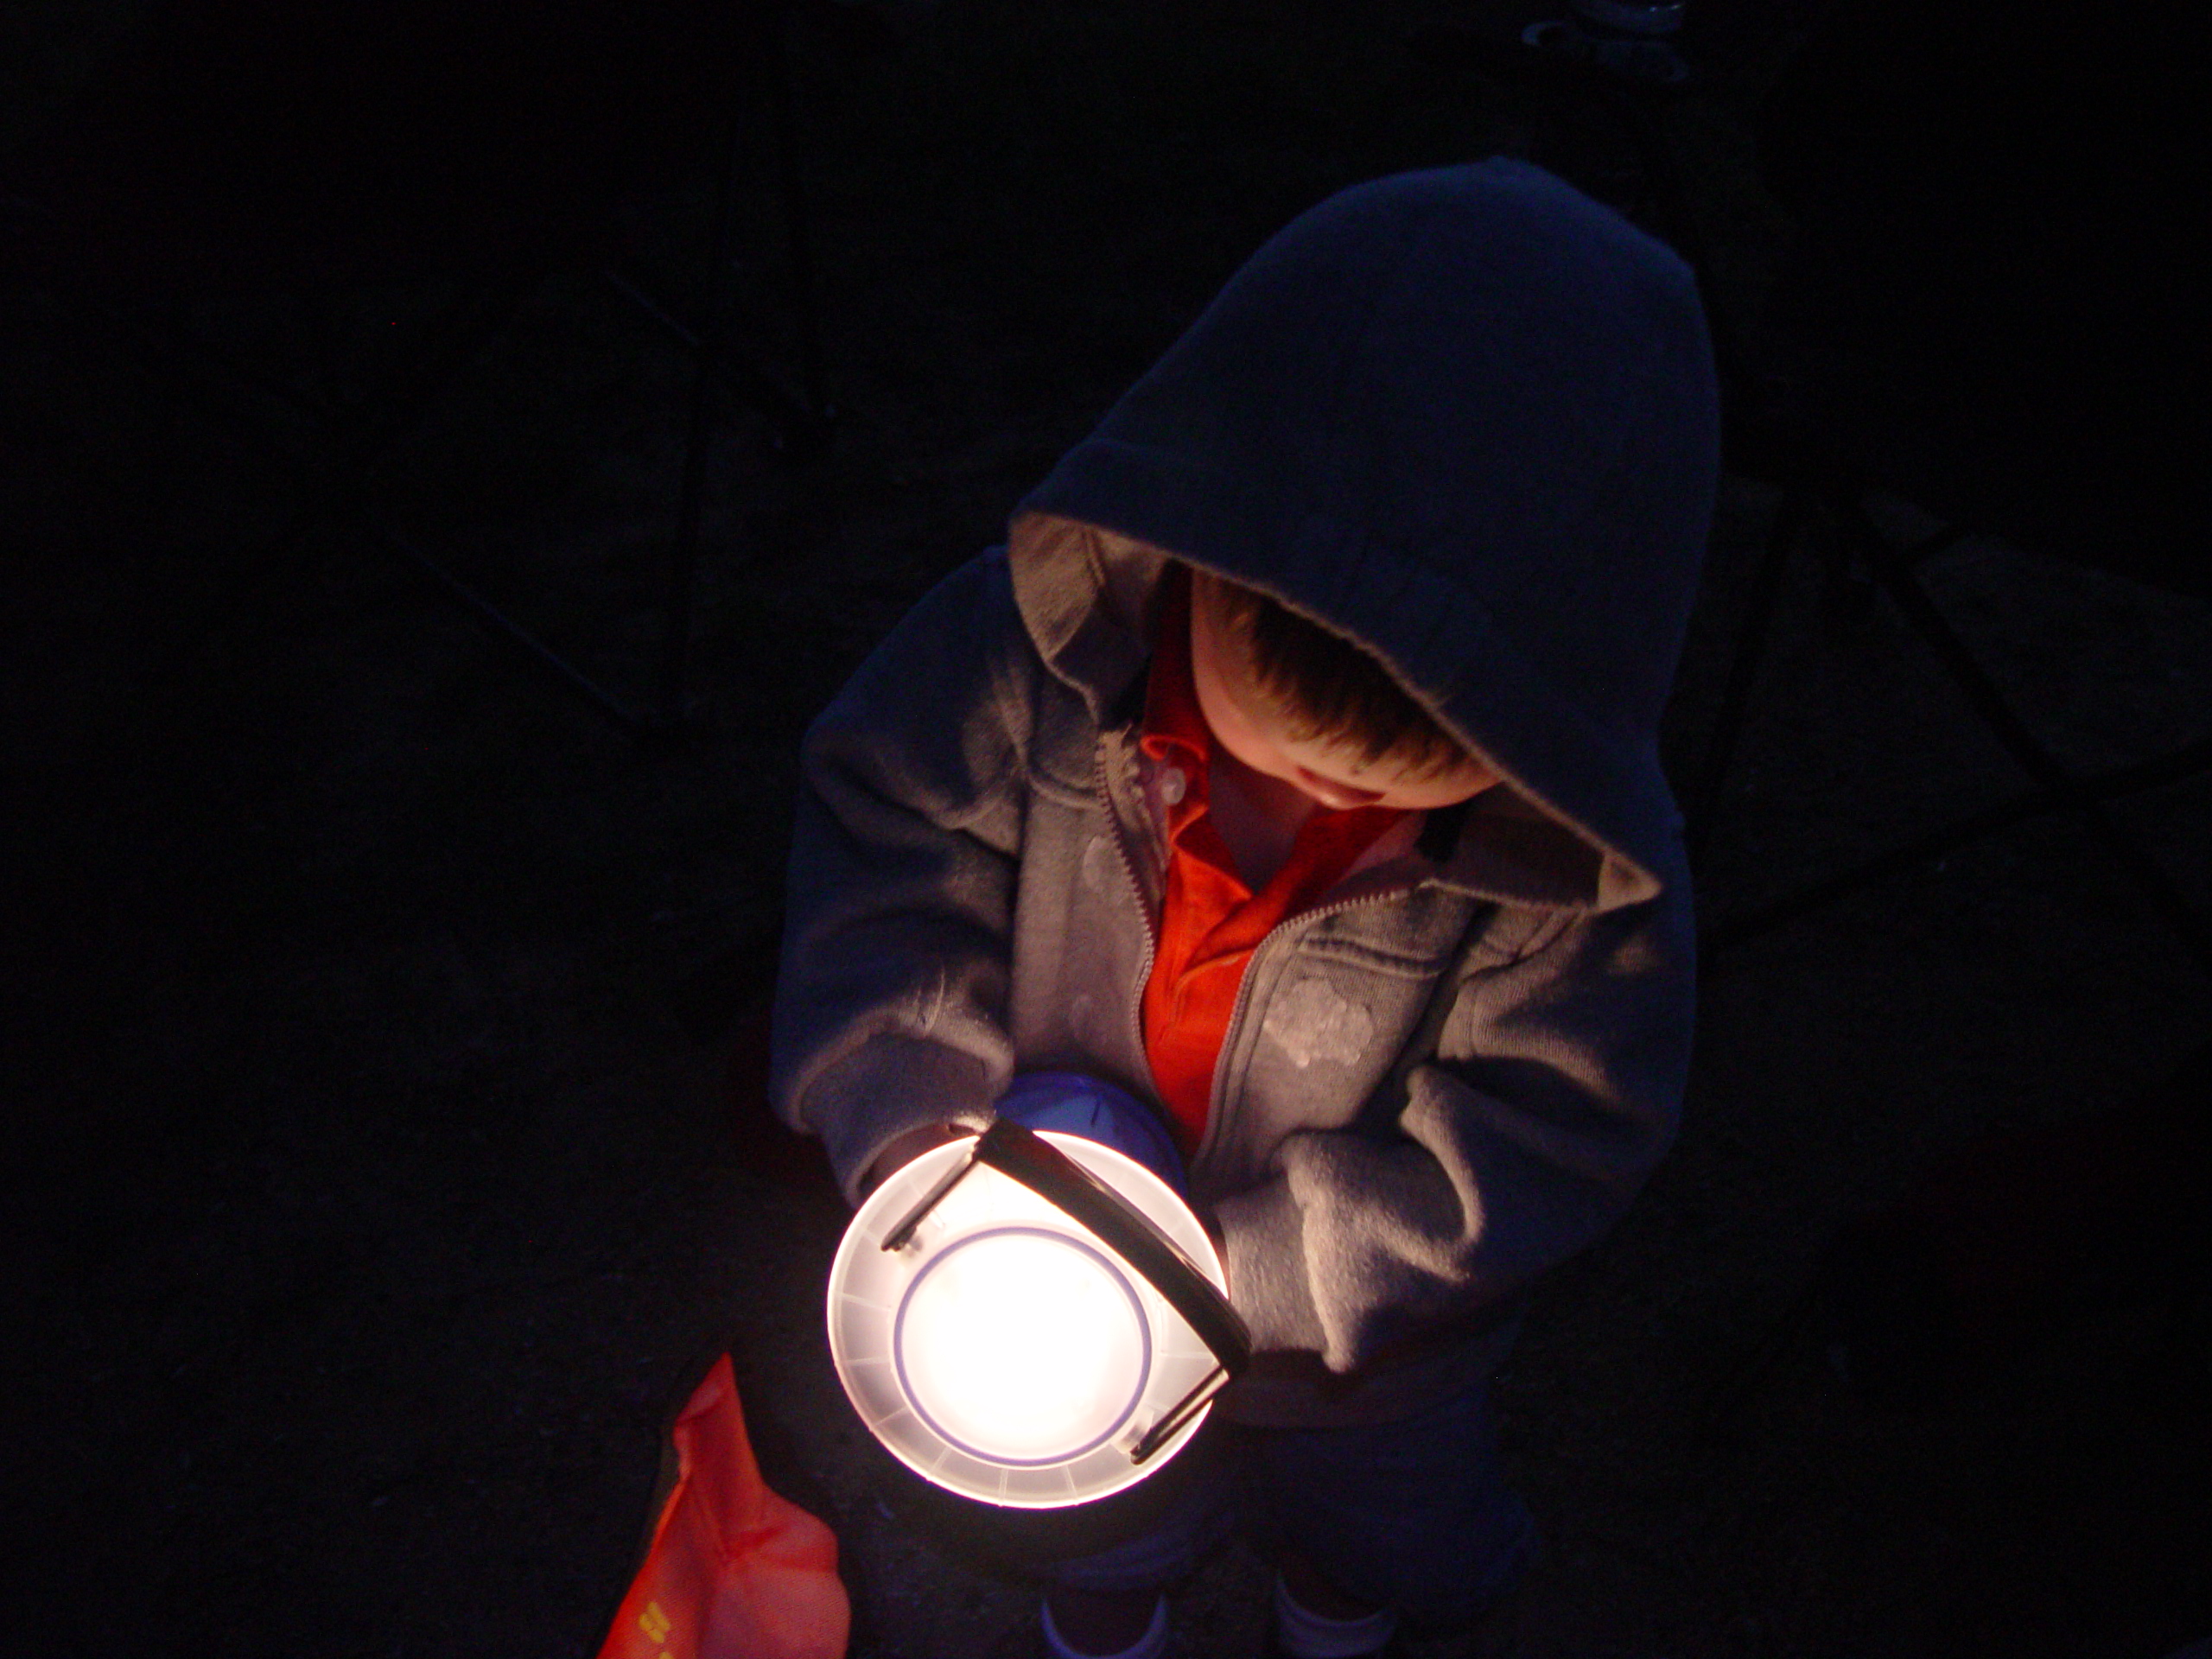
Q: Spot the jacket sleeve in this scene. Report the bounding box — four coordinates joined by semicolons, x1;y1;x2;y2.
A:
1211;888;1694;1370
769;552;1036;1202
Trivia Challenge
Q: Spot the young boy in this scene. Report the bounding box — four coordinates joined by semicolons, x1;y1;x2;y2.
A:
770;161;1718;1657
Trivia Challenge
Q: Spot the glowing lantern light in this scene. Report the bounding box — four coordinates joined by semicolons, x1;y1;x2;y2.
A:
827;1120;1249;1509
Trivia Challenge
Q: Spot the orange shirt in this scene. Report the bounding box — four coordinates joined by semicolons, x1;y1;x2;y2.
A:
1139;572;1406;1152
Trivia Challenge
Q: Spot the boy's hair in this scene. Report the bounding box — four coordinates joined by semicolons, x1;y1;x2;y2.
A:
1190;568;1467;778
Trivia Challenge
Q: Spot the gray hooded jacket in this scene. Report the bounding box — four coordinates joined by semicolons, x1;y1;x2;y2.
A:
771;162;1719;1427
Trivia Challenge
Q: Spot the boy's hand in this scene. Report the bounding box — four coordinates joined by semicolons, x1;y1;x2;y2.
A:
860;1122;968;1197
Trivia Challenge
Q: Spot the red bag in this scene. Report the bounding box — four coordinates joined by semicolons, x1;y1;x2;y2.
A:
598;1354;850;1659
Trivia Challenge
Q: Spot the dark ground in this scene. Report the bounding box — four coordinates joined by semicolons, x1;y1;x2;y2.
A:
5;2;2210;1655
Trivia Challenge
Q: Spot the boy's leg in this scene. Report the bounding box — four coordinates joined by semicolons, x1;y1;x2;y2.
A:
1251;1377;1535;1648
1036;1428;1236;1656
932;1421;1236;1656
1041;1586;1169;1658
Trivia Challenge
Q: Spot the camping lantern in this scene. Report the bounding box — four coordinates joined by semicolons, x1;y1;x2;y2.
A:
827;1118;1249;1509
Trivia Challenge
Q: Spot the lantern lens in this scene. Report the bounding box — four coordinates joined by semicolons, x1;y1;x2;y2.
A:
894;1227;1147;1463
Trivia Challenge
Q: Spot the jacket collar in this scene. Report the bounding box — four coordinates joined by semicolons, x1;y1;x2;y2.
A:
1007;511;1165;727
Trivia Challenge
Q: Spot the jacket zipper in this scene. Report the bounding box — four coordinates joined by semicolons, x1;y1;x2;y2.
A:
1098;741;1161;1076
1101;735;1469;1179
1192;883;1421;1173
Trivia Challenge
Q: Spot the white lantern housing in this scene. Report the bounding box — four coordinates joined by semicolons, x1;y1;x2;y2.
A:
826;1121;1249;1510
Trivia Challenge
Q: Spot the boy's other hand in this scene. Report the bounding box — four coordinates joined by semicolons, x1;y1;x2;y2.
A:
860;1122;968;1197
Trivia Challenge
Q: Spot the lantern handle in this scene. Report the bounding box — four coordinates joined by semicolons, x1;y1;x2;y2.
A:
880;1119;1252;1382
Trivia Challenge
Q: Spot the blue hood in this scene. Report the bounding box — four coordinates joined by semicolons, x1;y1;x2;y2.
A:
1012;161;1719;908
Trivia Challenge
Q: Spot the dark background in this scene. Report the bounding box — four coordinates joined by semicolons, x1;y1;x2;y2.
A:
4;1;2209;1653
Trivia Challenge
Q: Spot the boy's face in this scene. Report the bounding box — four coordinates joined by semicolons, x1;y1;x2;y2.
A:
1190;599;1498;813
